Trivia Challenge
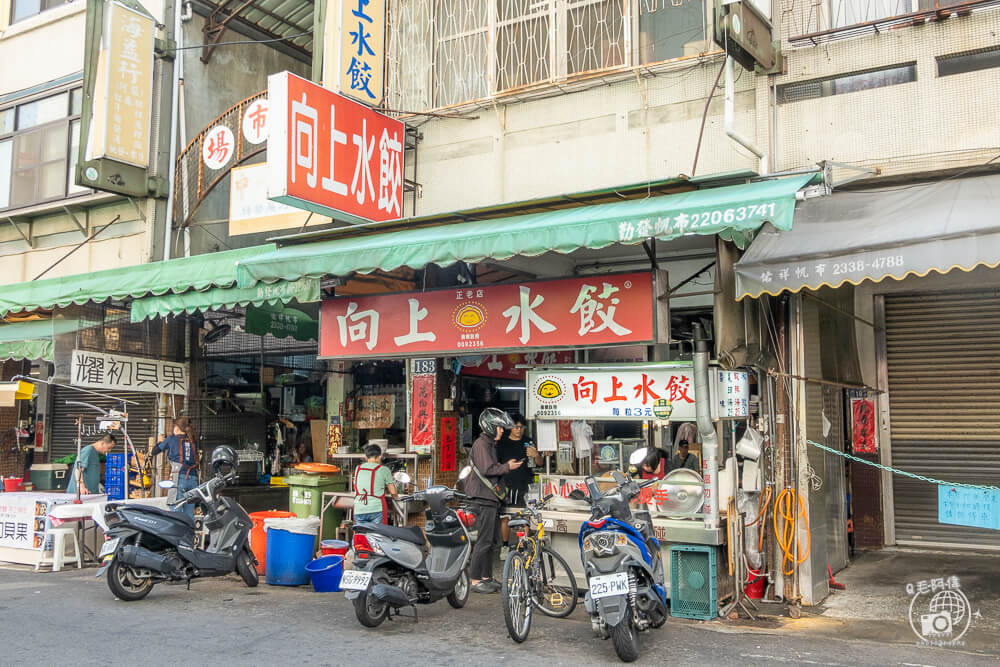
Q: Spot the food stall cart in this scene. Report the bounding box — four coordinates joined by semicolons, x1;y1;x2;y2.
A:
525;353;752;607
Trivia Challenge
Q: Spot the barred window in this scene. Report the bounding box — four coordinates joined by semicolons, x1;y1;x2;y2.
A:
386;0;711;112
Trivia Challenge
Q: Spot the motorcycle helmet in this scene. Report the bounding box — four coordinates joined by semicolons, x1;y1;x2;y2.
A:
211;445;238;475
478;407;515;438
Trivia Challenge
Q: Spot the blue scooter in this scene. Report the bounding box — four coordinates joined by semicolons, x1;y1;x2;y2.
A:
570;449;667;663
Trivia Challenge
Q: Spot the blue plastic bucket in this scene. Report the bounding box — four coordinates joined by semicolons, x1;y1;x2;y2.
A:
305;555;345;592
265;528;315;586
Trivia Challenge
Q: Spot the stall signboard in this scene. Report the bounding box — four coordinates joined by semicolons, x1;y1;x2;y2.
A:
708;370;750;419
938;486;1000;531
320;272;654;359
527;366;696;421
245;301;319;342
323;0;386;106
267;71;404;223
460;351;576;381
354;394;394;429
440;417;457;472
410;374;435;453
230;163;326;236
0;494;83;551
71;350;189;396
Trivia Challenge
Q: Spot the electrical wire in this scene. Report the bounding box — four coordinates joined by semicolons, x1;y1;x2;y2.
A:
774;487;811;576
170;30;313;52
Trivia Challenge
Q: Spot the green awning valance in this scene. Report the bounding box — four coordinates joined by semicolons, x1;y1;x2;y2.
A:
236;175;815;287
130;277;321;322
0;245;275;318
0;319;59;362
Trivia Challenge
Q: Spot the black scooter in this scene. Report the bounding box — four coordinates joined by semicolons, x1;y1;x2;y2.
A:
96;448;257;601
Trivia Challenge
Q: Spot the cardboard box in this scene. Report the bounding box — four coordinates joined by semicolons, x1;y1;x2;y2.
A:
311;419;328;463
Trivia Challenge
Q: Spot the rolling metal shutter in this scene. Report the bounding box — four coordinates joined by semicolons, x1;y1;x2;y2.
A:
50;386;158;460
885;290;1000;548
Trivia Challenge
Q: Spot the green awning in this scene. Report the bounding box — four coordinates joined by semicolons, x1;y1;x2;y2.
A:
0;319;58;361
130;276;321;322
0;245;275;318
236;175;815;286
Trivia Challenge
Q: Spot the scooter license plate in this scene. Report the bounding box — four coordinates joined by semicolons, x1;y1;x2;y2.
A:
589;572;629;599
340;570;373;591
98;537;120;558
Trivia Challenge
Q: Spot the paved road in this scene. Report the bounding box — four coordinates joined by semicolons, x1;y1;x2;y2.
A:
1;565;996;666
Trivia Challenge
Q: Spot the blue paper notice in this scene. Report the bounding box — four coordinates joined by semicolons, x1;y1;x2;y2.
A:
938;485;1000;530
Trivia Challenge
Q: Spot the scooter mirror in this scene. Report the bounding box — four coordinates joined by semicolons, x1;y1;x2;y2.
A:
158;480;176;489
458;465;473;481
393;472;411;485
628;447;649;466
568;489;588;501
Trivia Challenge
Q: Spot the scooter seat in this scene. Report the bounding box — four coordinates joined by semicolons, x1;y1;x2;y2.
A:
123;505;196;528
358;523;425;546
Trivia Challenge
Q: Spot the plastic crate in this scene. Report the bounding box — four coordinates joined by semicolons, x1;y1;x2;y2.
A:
106;453;126;467
105;484;126;500
669;544;718;621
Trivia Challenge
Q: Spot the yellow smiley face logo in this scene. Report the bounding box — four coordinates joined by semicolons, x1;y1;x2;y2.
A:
455;304;485;328
537;380;563;399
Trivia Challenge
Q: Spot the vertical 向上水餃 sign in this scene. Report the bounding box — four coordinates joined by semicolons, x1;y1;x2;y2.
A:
266;71;404;224
323;0;385;106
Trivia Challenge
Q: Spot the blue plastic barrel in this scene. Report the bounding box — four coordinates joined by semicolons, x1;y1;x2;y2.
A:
305;555;344;592
265;528;315;586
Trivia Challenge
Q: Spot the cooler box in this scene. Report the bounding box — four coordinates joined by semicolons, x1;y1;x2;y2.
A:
30;464;69;491
287;473;347;542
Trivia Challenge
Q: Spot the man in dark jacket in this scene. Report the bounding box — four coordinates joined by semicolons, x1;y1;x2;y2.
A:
465;407;523;593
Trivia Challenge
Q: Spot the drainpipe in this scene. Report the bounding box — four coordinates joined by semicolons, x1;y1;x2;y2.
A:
162;0;182;261
693;322;720;531
724;56;767;176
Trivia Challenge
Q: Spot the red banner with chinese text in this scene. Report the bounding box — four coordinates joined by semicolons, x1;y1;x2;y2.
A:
410;375;435;449
851;398;877;454
439;417;456;472
460;351;575;380
319;272;654;358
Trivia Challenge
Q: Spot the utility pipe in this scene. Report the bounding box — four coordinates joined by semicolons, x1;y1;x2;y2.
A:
162;0;182;261
693;322;720;531
724;56;767;176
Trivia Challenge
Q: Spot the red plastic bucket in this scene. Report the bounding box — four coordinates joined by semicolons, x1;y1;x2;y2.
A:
745;568;765;599
320;539;349;557
3;478;24;492
249;510;297;574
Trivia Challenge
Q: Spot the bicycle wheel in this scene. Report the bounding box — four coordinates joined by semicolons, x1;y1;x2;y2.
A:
532;547;579;618
502;550;532;643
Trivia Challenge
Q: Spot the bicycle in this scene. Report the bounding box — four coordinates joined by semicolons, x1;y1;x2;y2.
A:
501;495;579;643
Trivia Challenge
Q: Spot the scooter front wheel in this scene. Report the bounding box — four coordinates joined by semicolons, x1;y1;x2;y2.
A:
236;548;258;587
447;568;470;608
107;558;154;602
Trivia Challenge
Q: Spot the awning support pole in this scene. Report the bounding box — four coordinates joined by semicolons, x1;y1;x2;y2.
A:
801;291;879;330
725;57;767;176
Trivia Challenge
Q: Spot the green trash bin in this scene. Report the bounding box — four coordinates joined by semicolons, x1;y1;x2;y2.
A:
287;473;348;542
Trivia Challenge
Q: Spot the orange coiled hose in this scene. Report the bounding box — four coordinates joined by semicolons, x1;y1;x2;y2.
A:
774;488;811;576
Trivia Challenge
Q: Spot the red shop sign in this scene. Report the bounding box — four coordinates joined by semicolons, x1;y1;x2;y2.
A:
320;272;654;358
266;71;404;223
460;351;575;380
